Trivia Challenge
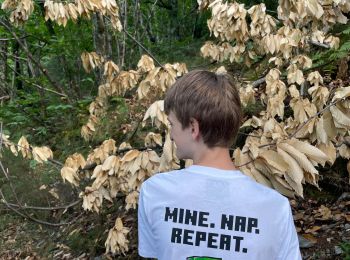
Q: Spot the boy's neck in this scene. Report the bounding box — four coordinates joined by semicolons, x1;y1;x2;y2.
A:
191;145;237;171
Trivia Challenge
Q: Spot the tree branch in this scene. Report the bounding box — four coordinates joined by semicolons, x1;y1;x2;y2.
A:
6;199;81;211
122;28;164;69
0;190;82;227
4;62;67;98
309;40;330;49
0;19;70;101
290;98;342;138
251;77;266;88
0;96;10;101
0;152;81;226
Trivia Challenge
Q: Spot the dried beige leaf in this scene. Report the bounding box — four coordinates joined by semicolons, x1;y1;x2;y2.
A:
61;166;80;186
278;142;318;186
125;191;139;210
287;64;304;85
17;136;31;158
105;218;130;254
49;188;60;199
32;146;53;163
39;184;47;190
332;86;350;101
330;104;350;127
317;142;336;165
287;139;328;166
122;150;140;162
102;155;118;171
259;150;288;173
339;144;350;159
137;55;155;72
144;132;163;147
142;100;168;128
289;85;300;98
277;147;304;197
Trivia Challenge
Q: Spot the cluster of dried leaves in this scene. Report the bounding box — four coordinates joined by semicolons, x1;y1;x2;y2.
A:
200;0;348;64
0;135;53;163
196;0;350;198
1;0;122;29
80;54;187;141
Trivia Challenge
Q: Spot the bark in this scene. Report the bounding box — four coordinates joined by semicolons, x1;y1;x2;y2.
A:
93;13;106;56
13;41;23;91
121;0;128;68
0;40;8;96
169;0;179;41
93;13;112;80
22;37;37;78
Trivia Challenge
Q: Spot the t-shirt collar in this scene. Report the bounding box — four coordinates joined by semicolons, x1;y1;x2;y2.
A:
184;165;244;177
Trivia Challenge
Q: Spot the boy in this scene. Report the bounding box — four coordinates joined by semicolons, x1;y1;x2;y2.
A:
138;70;301;260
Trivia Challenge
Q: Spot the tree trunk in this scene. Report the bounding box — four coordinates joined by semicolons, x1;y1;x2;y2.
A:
169;0;179;41
22;38;37;78
13;41;23;91
0;40;8;96
93;13;113;80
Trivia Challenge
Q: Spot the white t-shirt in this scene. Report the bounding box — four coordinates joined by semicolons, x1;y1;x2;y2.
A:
138;165;302;260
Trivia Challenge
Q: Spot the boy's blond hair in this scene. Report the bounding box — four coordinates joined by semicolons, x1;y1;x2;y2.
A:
164;70;242;148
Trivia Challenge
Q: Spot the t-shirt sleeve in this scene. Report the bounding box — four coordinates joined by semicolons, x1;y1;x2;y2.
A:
138;183;157;258
277;202;302;260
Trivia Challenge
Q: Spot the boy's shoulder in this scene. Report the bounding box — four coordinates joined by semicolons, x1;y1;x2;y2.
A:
141;167;288;203
141;169;183;187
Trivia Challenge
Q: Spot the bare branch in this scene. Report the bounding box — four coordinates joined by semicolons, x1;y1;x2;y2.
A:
309;40;330;49
0;96;9;101
4;61;67;98
0;19;69;100
251;77;265;88
122;28;164;69
290;98;342;138
31;82;68;97
0;190;82;227
6;199;81;211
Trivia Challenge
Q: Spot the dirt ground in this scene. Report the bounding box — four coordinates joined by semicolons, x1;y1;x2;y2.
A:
0;192;349;260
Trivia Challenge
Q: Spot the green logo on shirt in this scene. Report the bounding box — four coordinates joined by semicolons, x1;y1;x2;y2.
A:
186;257;222;260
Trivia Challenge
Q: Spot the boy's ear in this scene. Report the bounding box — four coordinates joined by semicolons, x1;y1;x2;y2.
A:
189;118;200;140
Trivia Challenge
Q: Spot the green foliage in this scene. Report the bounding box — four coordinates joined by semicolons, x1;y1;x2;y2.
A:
312;24;350;73
65;223;106;255
341;242;350;260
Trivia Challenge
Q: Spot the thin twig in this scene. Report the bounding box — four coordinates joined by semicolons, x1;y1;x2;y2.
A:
0;19;69;100
31;82;67;97
0;158;82;227
48;158;64;167
309;40;330;49
122;29;164;69
0;160;22;206
0;189;82;227
290;98;342;138
0;48;28;61
251;77;266;88
6;199;81;211
238;131;262;138
236;158;255;168
0;35;29;41
3;47;67;98
0;96;10;101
